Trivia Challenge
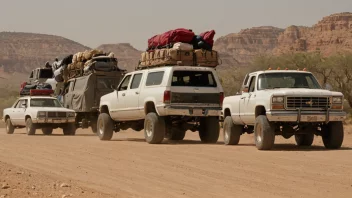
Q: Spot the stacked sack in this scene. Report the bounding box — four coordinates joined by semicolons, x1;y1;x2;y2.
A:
68;49;104;71
139;28;219;69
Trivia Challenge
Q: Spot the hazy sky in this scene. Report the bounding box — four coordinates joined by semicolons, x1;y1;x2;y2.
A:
0;0;351;50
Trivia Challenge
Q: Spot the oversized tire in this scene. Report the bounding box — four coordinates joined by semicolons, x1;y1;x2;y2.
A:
254;115;275;150
26;118;36;136
97;113;114;141
322;121;344;149
91;117;98;134
5;118;15;134
165;127;186;141
63;123;76;136
144;112;165;144
42;128;53;135
295;133;314;146
199;117;220;144
223;116;242;145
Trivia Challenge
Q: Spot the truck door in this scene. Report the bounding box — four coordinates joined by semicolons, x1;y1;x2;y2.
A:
239;75;256;124
110;74;132;120
12;99;27;126
124;73;144;120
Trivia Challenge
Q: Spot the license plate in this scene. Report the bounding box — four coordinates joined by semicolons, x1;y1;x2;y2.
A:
307;116;318;122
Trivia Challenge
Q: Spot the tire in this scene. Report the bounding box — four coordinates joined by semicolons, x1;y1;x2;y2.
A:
63;123;76;136
91;118;98;134
322;121;344;149
26;118;36;136
199;117;220;144
97;113;114;141
144;112;165;144
295;133;314;146
254;115;275;150
5;119;15;134
165;127;186;141
223;116;242;145
42;128;53;135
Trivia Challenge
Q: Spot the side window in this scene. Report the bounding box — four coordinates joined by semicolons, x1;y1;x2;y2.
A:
15;100;25;108
248;76;256;92
118;75;132;91
130;73;143;89
146;71;164;86
243;74;250;86
14;100;21;108
29;71;34;78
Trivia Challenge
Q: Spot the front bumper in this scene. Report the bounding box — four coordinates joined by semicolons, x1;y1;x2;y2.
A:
266;110;346;123
34;117;76;124
161;105;222;117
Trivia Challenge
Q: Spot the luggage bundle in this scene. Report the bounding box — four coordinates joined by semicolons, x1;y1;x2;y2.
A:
139;28;219;69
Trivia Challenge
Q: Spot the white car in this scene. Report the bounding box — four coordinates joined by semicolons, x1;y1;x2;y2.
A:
222;69;346;150
98;66;224;144
2;95;76;135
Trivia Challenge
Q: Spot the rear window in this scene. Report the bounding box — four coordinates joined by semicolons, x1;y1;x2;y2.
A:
39;69;53;78
146;71;164;86
171;71;217;87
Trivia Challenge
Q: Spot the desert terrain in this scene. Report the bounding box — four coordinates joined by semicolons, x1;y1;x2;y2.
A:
0;127;351;198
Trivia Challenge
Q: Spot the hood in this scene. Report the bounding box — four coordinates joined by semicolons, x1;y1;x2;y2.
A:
260;88;343;97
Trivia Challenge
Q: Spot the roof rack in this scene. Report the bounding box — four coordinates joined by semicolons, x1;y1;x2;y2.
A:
135;61;218;71
29;89;54;96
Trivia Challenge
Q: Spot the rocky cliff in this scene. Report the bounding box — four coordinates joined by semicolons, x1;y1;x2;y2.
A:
214;12;352;68
0;32;90;73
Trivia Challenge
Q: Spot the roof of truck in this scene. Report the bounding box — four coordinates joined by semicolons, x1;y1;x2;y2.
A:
252;69;312;75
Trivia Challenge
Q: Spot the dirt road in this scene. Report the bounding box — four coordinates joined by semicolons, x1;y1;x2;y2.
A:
0;127;352;198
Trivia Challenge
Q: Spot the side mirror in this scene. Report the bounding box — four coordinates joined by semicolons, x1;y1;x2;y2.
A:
110;84;117;90
21;104;27;108
120;85;128;91
242;86;249;93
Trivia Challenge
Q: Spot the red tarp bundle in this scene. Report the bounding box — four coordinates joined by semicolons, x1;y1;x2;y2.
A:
148;28;195;49
200;30;216;47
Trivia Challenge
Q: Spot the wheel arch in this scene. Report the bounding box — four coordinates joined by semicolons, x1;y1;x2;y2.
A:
255;105;266;118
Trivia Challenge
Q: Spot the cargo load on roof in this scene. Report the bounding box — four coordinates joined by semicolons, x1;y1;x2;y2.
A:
138;28;219;70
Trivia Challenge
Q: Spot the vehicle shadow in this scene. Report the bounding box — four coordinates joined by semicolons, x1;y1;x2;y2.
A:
270;144;352;152
110;138;224;145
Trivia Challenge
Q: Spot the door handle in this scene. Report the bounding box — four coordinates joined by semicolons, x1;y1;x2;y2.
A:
122;93;125;96
135;92;139;94
240;97;246;99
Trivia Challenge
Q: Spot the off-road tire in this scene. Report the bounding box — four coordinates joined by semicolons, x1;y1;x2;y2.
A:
165;127;186;141
26;118;36;136
5;119;15;134
295;133;314;146
254;115;275;150
42;128;53;135
199;117;220;144
144;112;165;144
223;116;242;145
97;113;114;141
63;123;76;136
322;121;344;149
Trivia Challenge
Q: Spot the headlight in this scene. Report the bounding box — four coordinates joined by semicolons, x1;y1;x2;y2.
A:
68;112;76;117
37;111;46;117
272;96;284;103
332;96;343;104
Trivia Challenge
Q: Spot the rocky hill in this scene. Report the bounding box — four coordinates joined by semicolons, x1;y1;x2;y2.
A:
214;12;352;68
0;32;90;73
97;43;142;71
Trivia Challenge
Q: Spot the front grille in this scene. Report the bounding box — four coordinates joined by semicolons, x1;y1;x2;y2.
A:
47;112;67;118
286;97;331;110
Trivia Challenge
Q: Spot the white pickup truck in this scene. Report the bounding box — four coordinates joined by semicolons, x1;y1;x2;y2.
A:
222;70;346;150
2;95;76;135
98;66;224;144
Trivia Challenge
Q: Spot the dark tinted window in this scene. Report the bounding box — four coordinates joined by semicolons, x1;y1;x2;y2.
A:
30;99;62;107
130;73;143;89
39;69;53;78
146;72;164;86
171;71;217;87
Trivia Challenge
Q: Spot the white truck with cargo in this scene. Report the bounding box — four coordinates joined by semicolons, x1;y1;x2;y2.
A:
97;66;224;144
222;69;346;150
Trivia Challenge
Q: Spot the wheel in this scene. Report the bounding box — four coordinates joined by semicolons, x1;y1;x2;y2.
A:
42;128;53;135
91;118;98;134
254;115;275;150
295;133;314;146
26;118;36;136
223;116;242;145
97;113;114;141
144;112;165;144
322;121;344;149
199;117;220;143
5;119;15;134
63;123;76;136
165;127;186;141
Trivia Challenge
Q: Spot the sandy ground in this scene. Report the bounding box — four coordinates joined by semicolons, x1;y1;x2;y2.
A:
0;127;352;198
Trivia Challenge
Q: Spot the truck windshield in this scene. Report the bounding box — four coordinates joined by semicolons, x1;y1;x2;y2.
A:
171;71;217;87
257;72;321;90
30;98;63;107
39;69;53;78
